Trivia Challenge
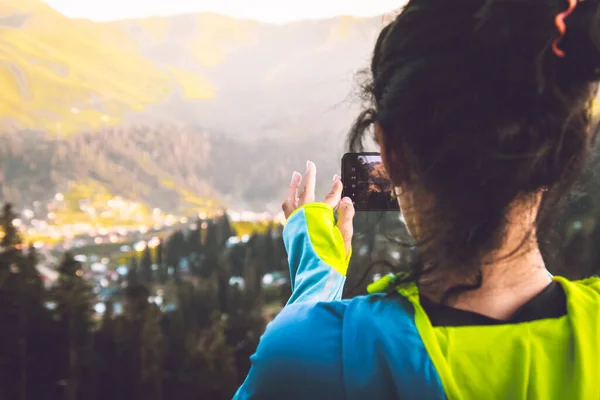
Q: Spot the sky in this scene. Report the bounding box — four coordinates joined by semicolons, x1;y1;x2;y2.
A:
42;0;405;23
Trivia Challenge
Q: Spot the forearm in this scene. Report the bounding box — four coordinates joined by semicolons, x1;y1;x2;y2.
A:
283;203;351;304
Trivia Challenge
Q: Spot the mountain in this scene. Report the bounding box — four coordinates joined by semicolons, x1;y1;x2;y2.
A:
0;0;388;212
111;13;384;139
0;0;214;135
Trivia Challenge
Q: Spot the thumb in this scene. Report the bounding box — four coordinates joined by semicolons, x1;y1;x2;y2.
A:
337;197;355;256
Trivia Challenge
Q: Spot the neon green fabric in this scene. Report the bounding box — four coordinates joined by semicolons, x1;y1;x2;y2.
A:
367;274;396;294
287;203;351;277
281;203;350;305
394;276;600;399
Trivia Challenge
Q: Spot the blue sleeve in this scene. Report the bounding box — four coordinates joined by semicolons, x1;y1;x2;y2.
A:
232;301;347;400
233;204;351;399
282;203;351;305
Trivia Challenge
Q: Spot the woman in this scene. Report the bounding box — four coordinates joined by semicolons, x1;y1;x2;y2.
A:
235;0;600;398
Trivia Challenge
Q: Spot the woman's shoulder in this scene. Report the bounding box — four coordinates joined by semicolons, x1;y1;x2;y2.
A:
233;300;353;399
261;294;397;350
271;292;413;335
258;294;418;370
234;294;442;399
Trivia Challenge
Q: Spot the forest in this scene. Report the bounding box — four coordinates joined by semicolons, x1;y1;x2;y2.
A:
0;202;291;400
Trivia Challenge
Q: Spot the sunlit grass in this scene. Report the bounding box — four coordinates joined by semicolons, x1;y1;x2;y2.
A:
160;180;223;215
231;221;272;237
50;180;153;227
167;67;214;100
0;6;214;134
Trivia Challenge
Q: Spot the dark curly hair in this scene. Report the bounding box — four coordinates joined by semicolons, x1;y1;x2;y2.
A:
349;0;600;299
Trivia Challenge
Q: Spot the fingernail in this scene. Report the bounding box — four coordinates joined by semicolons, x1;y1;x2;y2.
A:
341;197;352;204
306;160;312;171
333;174;341;182
291;171;300;182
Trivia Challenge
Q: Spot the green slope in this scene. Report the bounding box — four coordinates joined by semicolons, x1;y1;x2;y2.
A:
0;0;213;135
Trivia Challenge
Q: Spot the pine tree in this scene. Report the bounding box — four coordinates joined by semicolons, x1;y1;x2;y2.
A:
0;205;41;400
119;284;164;400
21;244;43;332
141;247;153;285
139;303;164;400
128;255;139;287
186;222;204;277
224;312;265;388
186;223;202;257
25;244;39;271
58;252;80;276
217;213;236;247
155;239;163;266
202;221;219;278
196;218;206;256
166;231;185;281
263;224;275;273
102;300;114;329
229;243;247;278
242;234;266;314
203;216;235;314
1;203;21;250
155;239;168;284
53;252;94;400
93;301;116;400
0;203;22;302
165;311;236;400
193;315;237;399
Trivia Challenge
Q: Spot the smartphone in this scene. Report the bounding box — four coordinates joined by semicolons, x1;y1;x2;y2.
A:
341;153;399;211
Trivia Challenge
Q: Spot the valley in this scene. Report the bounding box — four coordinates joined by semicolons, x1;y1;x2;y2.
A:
0;0;386;220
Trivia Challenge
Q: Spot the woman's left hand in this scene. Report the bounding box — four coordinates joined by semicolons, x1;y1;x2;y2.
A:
282;161;355;255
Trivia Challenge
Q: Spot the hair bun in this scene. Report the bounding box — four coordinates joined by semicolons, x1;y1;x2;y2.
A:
562;0;600;81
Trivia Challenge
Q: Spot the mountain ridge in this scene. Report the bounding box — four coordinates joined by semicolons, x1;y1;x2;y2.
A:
1;0;384;212
1;0;384;136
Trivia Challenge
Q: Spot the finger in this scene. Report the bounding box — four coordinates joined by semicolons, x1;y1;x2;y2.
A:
337;197;355;256
324;175;343;209
282;171;302;218
299;161;316;205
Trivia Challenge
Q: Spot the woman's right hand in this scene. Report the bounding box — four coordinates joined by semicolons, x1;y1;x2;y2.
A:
282;161;355;256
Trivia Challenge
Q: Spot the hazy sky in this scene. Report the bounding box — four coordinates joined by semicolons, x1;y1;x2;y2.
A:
43;0;405;23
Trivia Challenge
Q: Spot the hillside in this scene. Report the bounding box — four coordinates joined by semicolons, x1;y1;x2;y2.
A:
0;0;214;135
0;125;345;213
0;0;384;137
0;0;387;211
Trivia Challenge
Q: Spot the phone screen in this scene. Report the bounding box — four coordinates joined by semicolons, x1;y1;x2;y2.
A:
341;153;399;211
